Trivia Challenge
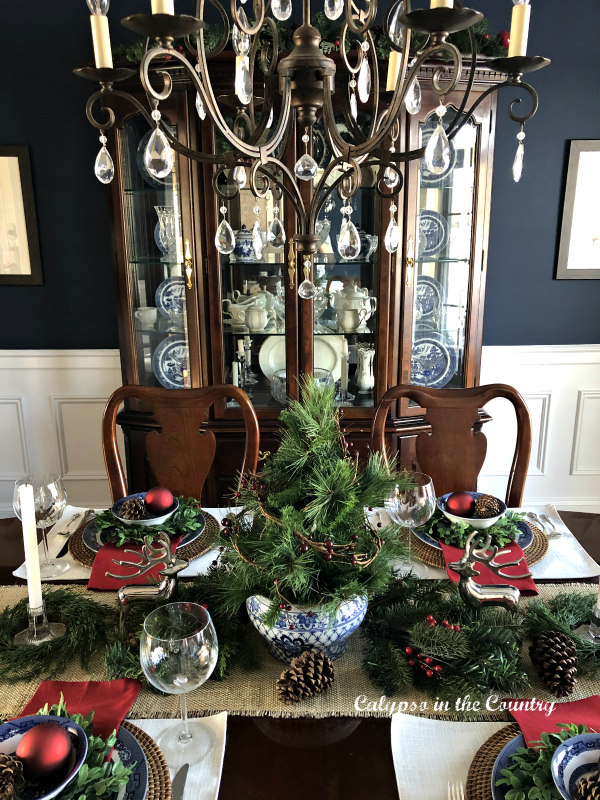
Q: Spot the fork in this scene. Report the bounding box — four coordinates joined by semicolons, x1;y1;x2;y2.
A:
526;512;561;539
448;781;465;800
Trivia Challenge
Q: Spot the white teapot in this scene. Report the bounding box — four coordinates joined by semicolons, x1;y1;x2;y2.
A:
331;281;376;323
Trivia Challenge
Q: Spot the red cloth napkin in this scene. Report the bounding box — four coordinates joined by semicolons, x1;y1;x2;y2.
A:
440;538;538;595
506;695;600;746
87;534;183;590
18;679;140;739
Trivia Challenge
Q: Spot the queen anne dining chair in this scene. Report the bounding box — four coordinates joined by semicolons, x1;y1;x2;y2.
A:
102;384;260;502
370;384;532;507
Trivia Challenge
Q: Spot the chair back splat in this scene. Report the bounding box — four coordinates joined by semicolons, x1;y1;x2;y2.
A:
370;383;532;508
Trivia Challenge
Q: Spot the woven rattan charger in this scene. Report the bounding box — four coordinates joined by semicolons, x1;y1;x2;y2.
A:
122;721;172;800
68;511;220;570
410;524;549;570
466;722;520;799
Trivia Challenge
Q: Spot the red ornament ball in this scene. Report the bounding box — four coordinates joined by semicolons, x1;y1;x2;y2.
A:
498;29;510;49
16;722;73;781
445;491;476;517
145;486;174;515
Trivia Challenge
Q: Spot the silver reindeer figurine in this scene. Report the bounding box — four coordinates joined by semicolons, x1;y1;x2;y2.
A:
448;531;532;612
106;531;189;628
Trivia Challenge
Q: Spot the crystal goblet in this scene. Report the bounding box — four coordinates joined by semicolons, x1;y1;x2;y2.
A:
13;474;69;579
385;472;436;578
140;602;218;768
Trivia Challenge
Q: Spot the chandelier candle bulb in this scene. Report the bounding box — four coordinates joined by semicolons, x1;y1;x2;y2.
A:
151;0;175;13
508;0;531;58
19;483;43;610
386;51;401;92
89;13;113;69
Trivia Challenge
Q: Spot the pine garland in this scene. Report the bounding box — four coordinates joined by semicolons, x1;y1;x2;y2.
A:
214;378;412;625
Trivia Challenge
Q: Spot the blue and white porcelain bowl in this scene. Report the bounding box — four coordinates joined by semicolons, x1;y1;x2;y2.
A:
551;733;600;800
0;715;88;800
111;491;179;527
246;594;368;663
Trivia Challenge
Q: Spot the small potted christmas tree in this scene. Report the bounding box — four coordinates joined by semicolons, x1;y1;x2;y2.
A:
217;378;412;662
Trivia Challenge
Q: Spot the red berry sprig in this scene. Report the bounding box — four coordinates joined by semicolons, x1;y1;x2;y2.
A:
405;645;443;678
426;615;461;632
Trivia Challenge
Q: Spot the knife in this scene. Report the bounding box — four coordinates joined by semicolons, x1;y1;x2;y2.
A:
171;763;189;800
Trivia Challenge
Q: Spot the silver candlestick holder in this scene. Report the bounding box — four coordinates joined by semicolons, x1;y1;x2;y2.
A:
14;601;66;646
575;604;600;642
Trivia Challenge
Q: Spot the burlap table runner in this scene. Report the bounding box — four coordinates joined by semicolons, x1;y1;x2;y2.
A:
0;583;596;721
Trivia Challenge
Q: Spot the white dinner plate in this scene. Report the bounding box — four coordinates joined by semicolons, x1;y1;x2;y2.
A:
259;335;344;381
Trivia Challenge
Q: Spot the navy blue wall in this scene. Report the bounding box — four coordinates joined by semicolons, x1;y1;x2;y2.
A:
0;0;598;349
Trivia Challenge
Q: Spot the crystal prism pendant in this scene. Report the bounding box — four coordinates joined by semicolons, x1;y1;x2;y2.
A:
316;218;331;245
324;0;343;20
268;216;286;248
298;279;318;299
349;91;358;121
232;12;250;56
271;0;292;20
235;57;252;105
252;220;264;259
405;78;422;116
215;218;235;254
384;217;400;253
195;91;206;120
144;128;174;179
512;142;525;183
383;165;399;189
294;153;318;181
94;145;114;184
338;219;361;260
424;123;450;175
232;165;247;188
388;1;404;47
357;60;371;104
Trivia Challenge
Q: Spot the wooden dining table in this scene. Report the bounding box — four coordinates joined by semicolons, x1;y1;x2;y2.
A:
1;510;599;800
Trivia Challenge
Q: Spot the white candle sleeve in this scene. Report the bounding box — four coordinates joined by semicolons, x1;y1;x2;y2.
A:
508;3;531;58
386;51;401;92
232;362;239;386
90;14;113;69
151;0;175;13
20;484;43;609
597;579;600;608
430;0;453;7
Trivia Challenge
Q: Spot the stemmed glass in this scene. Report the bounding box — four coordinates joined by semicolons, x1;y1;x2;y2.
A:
140;602;218;768
13;474;69;579
385;472;436;578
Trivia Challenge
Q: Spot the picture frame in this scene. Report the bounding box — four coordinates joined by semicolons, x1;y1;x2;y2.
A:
0;146;43;285
556;140;600;280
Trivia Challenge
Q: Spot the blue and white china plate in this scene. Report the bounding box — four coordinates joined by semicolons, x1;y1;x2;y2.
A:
418;209;450;258
551;733;600;800
82;510;206;554
0;715;88;800
415;275;444;319
412;518;534;552
491;733;525;800
420;116;457;187
155;277;186;319
114;725;148;800
152;336;189;389
411;332;458;388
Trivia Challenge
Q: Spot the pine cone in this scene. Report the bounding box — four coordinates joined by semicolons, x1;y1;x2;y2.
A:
529;631;578;698
0;753;24;800
474;494;502;518
574;771;600;800
277;649;335;705
119;497;147;520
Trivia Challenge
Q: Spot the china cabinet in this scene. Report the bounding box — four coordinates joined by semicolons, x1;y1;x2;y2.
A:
106;57;501;503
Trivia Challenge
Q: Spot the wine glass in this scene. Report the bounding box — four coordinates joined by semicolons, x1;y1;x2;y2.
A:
13;473;69;579
385;472;436;578
140;602;218;767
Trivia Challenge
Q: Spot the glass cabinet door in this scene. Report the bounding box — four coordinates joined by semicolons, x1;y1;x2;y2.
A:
118;114;191;389
411;109;478;390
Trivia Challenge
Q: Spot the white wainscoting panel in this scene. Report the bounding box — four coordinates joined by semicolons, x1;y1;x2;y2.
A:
0;351;122;516
479;345;600;512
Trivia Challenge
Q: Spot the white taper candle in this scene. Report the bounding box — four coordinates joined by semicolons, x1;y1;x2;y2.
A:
20;483;43;609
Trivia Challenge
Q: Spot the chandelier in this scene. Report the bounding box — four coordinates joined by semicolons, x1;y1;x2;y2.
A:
76;0;549;298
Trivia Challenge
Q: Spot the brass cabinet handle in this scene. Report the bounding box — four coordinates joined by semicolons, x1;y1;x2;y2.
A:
184;239;193;289
405;235;415;287
288;241;295;290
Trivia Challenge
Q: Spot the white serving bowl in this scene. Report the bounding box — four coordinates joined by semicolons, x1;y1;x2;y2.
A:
111;491;178;527
438;491;507;530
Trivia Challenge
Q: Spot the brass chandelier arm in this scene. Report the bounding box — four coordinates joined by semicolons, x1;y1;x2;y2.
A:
187;0;230;59
85;91;117;131
230;0;266;37
345;0;378;36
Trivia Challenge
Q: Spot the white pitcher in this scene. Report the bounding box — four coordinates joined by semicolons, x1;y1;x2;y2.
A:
340;307;368;333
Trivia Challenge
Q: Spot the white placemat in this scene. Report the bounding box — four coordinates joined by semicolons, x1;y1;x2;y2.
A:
134;712;227;800
391;713;507;799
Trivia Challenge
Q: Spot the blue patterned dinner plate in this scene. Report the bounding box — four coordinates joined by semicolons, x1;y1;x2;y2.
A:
152;336;189;389
82;511;206;554
418;209;450;258
415;274;444;319
491;733;525;800
155;276;186;319
0;715;88;800
115;725;148;800
411;332;458;388
412;519;534;552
